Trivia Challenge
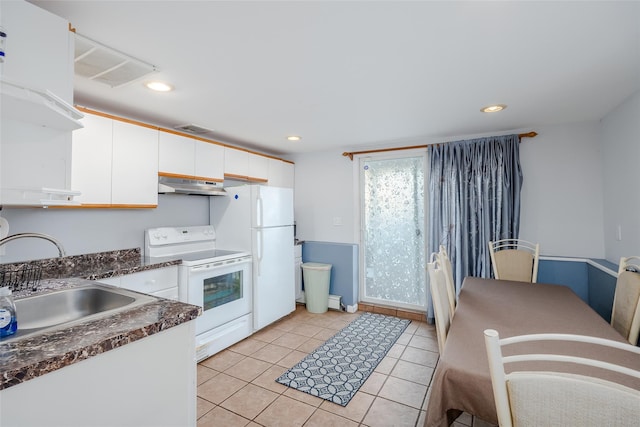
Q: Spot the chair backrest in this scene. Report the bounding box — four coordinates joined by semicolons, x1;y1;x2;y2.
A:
488;239;540;283
612;256;640;345
484;329;640;427
436;245;456;320
618;256;640;275
427;256;451;354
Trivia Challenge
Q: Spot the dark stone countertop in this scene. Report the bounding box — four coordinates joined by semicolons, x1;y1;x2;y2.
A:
0;278;200;390
0;248;182;290
0;249;199;391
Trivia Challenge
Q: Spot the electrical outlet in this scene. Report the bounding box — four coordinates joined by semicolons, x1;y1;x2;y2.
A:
617;225;622;241
332;217;343;226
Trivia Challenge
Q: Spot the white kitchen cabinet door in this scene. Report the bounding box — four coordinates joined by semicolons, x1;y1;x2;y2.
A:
119;266;178;296
224;147;249;177
71;113;113;205
282;161;295;188
195;141;224;182
158;131;196;178
267;158;283;187
0;322;196;427
111;120;159;206
0;1;81;206
1;0;74;104
268;158;295;188
248;153;269;183
96;266;179;300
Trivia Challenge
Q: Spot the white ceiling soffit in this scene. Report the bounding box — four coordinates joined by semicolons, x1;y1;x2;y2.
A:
74;32;157;88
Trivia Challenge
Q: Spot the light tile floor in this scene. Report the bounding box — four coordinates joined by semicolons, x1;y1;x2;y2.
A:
197;306;480;427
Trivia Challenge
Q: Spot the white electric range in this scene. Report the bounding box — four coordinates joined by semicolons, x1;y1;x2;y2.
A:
145;226;252;361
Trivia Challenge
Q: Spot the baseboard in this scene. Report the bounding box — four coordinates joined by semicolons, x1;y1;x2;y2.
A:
346;303;358;313
328;294;342;310
298;291;344;311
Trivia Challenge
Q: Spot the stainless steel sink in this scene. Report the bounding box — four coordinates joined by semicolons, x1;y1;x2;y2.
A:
1;284;156;342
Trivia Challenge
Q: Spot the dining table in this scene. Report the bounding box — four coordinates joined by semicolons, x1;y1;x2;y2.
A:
424;277;640;427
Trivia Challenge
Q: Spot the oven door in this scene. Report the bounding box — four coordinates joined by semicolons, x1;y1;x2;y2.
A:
187;256;252;336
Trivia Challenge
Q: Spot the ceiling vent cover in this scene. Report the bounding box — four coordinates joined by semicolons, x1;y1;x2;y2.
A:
174;124;214;134
74;33;157;88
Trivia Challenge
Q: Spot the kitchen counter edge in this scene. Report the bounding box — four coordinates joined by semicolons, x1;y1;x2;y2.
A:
0;278;201;390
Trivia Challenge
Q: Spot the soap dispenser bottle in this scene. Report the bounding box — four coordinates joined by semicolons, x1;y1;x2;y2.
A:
0;286;17;337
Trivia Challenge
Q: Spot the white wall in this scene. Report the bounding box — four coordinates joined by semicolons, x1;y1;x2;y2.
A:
292;121;607;258
291;151;356;244
3;98;636;266
519;121;605;258
0;194;210;262
601;90;640;263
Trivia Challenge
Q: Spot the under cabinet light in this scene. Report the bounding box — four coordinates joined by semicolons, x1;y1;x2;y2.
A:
287;136;302;141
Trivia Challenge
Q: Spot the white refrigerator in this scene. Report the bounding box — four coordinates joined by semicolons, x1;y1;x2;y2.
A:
211;185;295;331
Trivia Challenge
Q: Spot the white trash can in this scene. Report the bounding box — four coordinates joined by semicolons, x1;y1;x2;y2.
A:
302;262;332;313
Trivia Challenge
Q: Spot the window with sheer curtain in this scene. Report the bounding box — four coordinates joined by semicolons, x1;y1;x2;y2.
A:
359;152;427;311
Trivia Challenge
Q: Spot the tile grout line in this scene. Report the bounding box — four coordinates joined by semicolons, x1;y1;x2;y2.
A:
197;311;436;427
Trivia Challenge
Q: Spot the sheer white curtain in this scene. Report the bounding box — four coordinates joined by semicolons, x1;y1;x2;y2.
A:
357;151;427;311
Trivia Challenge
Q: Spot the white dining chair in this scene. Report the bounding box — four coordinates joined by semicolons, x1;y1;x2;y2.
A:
436;245;456;320
484;329;640;427
427;255;451;354
488;239;540;283
612;256;640;345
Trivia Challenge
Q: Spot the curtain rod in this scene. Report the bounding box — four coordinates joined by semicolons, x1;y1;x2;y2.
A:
342;131;538;160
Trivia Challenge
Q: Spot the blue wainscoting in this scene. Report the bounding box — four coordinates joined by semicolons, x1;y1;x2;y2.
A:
301;241;359;308
538;258;589;301
587;261;618;322
538;257;618;322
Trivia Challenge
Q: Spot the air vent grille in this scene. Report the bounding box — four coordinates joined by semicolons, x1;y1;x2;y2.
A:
74;33;157;88
174;124;214;134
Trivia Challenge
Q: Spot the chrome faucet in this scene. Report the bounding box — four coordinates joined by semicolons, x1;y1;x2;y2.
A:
0;233;66;257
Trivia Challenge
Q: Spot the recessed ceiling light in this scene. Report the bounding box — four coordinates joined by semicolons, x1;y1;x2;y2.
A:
145;81;173;92
287;135;302;141
481;104;507;113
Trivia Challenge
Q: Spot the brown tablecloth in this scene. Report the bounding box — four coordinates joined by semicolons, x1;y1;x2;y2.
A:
424;277;640;427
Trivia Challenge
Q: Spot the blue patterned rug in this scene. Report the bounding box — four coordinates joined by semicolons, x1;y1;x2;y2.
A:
276;312;411;406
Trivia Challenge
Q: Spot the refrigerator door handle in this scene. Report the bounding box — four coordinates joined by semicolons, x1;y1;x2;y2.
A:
256;194;263;228
256;229;263;276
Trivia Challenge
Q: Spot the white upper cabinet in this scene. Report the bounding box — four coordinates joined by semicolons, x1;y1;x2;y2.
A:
159;131;223;182
1;1;72;100
267;158;283;187
111;120;158;206
268;158;294;188
225;147;271;183
71;113;113;204
0;0;83;206
158;131;195;178
282;161;295;188
224;147;249;178
72;110;158;207
248;153;269;183
194;141;224;182
0;0;81;130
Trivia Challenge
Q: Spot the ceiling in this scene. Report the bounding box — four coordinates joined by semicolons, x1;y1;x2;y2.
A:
29;1;640;156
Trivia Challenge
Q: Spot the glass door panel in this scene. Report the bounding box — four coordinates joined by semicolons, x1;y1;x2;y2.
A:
360;154;426;310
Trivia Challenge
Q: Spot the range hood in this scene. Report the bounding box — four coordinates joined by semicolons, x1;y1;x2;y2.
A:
158;177;226;196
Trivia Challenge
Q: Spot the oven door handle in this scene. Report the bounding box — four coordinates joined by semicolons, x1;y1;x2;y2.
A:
189;257;251;272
